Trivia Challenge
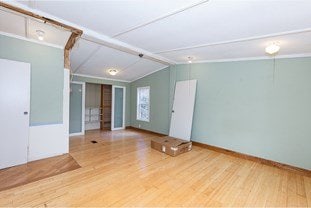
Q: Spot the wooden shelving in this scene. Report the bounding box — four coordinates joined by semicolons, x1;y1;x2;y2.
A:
100;84;112;130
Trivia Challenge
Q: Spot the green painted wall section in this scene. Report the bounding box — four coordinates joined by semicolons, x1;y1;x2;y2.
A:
114;87;124;128
72;75;131;126
131;58;311;170
69;83;83;134
130;67;170;134
0;35;64;125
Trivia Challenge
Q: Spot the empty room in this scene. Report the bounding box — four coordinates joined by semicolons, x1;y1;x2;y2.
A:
0;0;310;207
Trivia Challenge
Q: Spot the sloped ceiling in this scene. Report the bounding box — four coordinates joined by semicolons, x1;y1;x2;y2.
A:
4;0;311;82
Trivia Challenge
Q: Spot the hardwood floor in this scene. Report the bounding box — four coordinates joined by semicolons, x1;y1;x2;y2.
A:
0;154;80;192
0;129;310;207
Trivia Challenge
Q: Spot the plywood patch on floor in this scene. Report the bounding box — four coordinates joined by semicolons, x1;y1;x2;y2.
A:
0;154;81;192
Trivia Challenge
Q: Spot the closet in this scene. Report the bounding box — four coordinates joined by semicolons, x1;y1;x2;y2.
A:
85;83;112;131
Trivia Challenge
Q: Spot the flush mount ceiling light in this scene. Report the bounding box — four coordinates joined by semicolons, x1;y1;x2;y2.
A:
36;30;45;41
108;69;118;76
265;43;280;55
187;56;194;63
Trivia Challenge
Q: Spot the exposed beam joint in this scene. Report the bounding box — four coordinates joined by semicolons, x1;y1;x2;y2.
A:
0;1;82;36
1;2;83;69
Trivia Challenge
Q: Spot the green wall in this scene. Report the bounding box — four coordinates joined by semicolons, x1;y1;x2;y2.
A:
131;57;311;170
130;67;170;134
0;35;64;126
72;75;131;126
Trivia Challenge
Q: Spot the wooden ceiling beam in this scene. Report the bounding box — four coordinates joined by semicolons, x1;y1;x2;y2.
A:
0;2;83;69
0;2;82;36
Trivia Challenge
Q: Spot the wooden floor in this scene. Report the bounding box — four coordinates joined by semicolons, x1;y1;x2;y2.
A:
0;129;310;207
0;154;80;192
0;154;80;191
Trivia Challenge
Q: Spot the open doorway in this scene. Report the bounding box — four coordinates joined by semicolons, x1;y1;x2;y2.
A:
85;83;112;131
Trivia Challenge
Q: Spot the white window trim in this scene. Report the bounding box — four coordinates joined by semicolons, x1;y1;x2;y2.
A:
136;86;150;122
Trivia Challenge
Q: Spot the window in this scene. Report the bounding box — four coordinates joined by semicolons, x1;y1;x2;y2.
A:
137;86;150;122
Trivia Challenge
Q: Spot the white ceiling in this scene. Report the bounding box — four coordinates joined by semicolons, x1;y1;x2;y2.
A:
72;39;167;81
3;0;311;82
0;8;71;47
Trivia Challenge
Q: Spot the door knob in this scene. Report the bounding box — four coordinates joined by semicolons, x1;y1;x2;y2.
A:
24;111;28;115
172;110;175;113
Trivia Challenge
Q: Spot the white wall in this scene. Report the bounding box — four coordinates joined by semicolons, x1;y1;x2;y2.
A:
28;69;70;161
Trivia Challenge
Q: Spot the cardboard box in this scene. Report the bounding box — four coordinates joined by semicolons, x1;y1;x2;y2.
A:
151;136;192;156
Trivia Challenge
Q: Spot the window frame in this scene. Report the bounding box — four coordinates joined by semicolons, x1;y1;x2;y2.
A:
136;86;150;122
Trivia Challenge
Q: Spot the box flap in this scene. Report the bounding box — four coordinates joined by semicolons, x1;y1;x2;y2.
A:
152;136;190;147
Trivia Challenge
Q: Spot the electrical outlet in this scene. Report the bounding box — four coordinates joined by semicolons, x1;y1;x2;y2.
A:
138;124;141;128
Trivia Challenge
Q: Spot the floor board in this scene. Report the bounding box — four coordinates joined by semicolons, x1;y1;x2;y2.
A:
0;154;80;192
0;129;309;207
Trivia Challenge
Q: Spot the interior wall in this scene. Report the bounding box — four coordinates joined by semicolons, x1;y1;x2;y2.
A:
131;57;311;170
0;34;67;162
0;34;64;125
130;67;170;134
72;75;131;126
85;83;101;107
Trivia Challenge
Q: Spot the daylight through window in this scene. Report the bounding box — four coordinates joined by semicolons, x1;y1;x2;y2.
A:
137;86;150;122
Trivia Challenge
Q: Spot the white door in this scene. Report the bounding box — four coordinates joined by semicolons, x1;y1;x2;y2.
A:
0;59;30;169
169;80;197;141
111;86;126;130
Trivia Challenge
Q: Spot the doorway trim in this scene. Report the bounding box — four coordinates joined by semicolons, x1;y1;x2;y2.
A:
69;81;85;136
111;85;126;130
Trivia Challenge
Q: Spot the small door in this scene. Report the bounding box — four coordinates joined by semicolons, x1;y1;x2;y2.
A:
111;86;126;130
169;80;197;141
69;82;85;135
0;59;30;169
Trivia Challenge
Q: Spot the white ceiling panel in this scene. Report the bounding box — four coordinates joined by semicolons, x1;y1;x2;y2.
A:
71;39;100;72
72;40;168;81
18;0;200;37
159;31;311;63
75;44;144;80
123;59;167;81
117;0;311;52
0;9;25;36
27;19;71;46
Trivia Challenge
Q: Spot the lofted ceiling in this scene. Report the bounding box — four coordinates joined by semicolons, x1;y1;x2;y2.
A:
2;0;311;82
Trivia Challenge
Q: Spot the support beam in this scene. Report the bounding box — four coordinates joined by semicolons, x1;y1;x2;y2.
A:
0;2;83;69
0;2;82;36
64;49;70;69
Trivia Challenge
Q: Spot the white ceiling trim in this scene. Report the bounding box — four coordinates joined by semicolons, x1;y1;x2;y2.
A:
112;0;209;38
4;1;176;65
176;53;311;64
0;30;64;49
130;65;169;82
155;28;311;54
73;73;130;83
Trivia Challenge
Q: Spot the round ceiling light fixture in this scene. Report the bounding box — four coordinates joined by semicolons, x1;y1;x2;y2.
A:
187;56;194;63
108;68;118;76
265;43;280;55
36;30;45;41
